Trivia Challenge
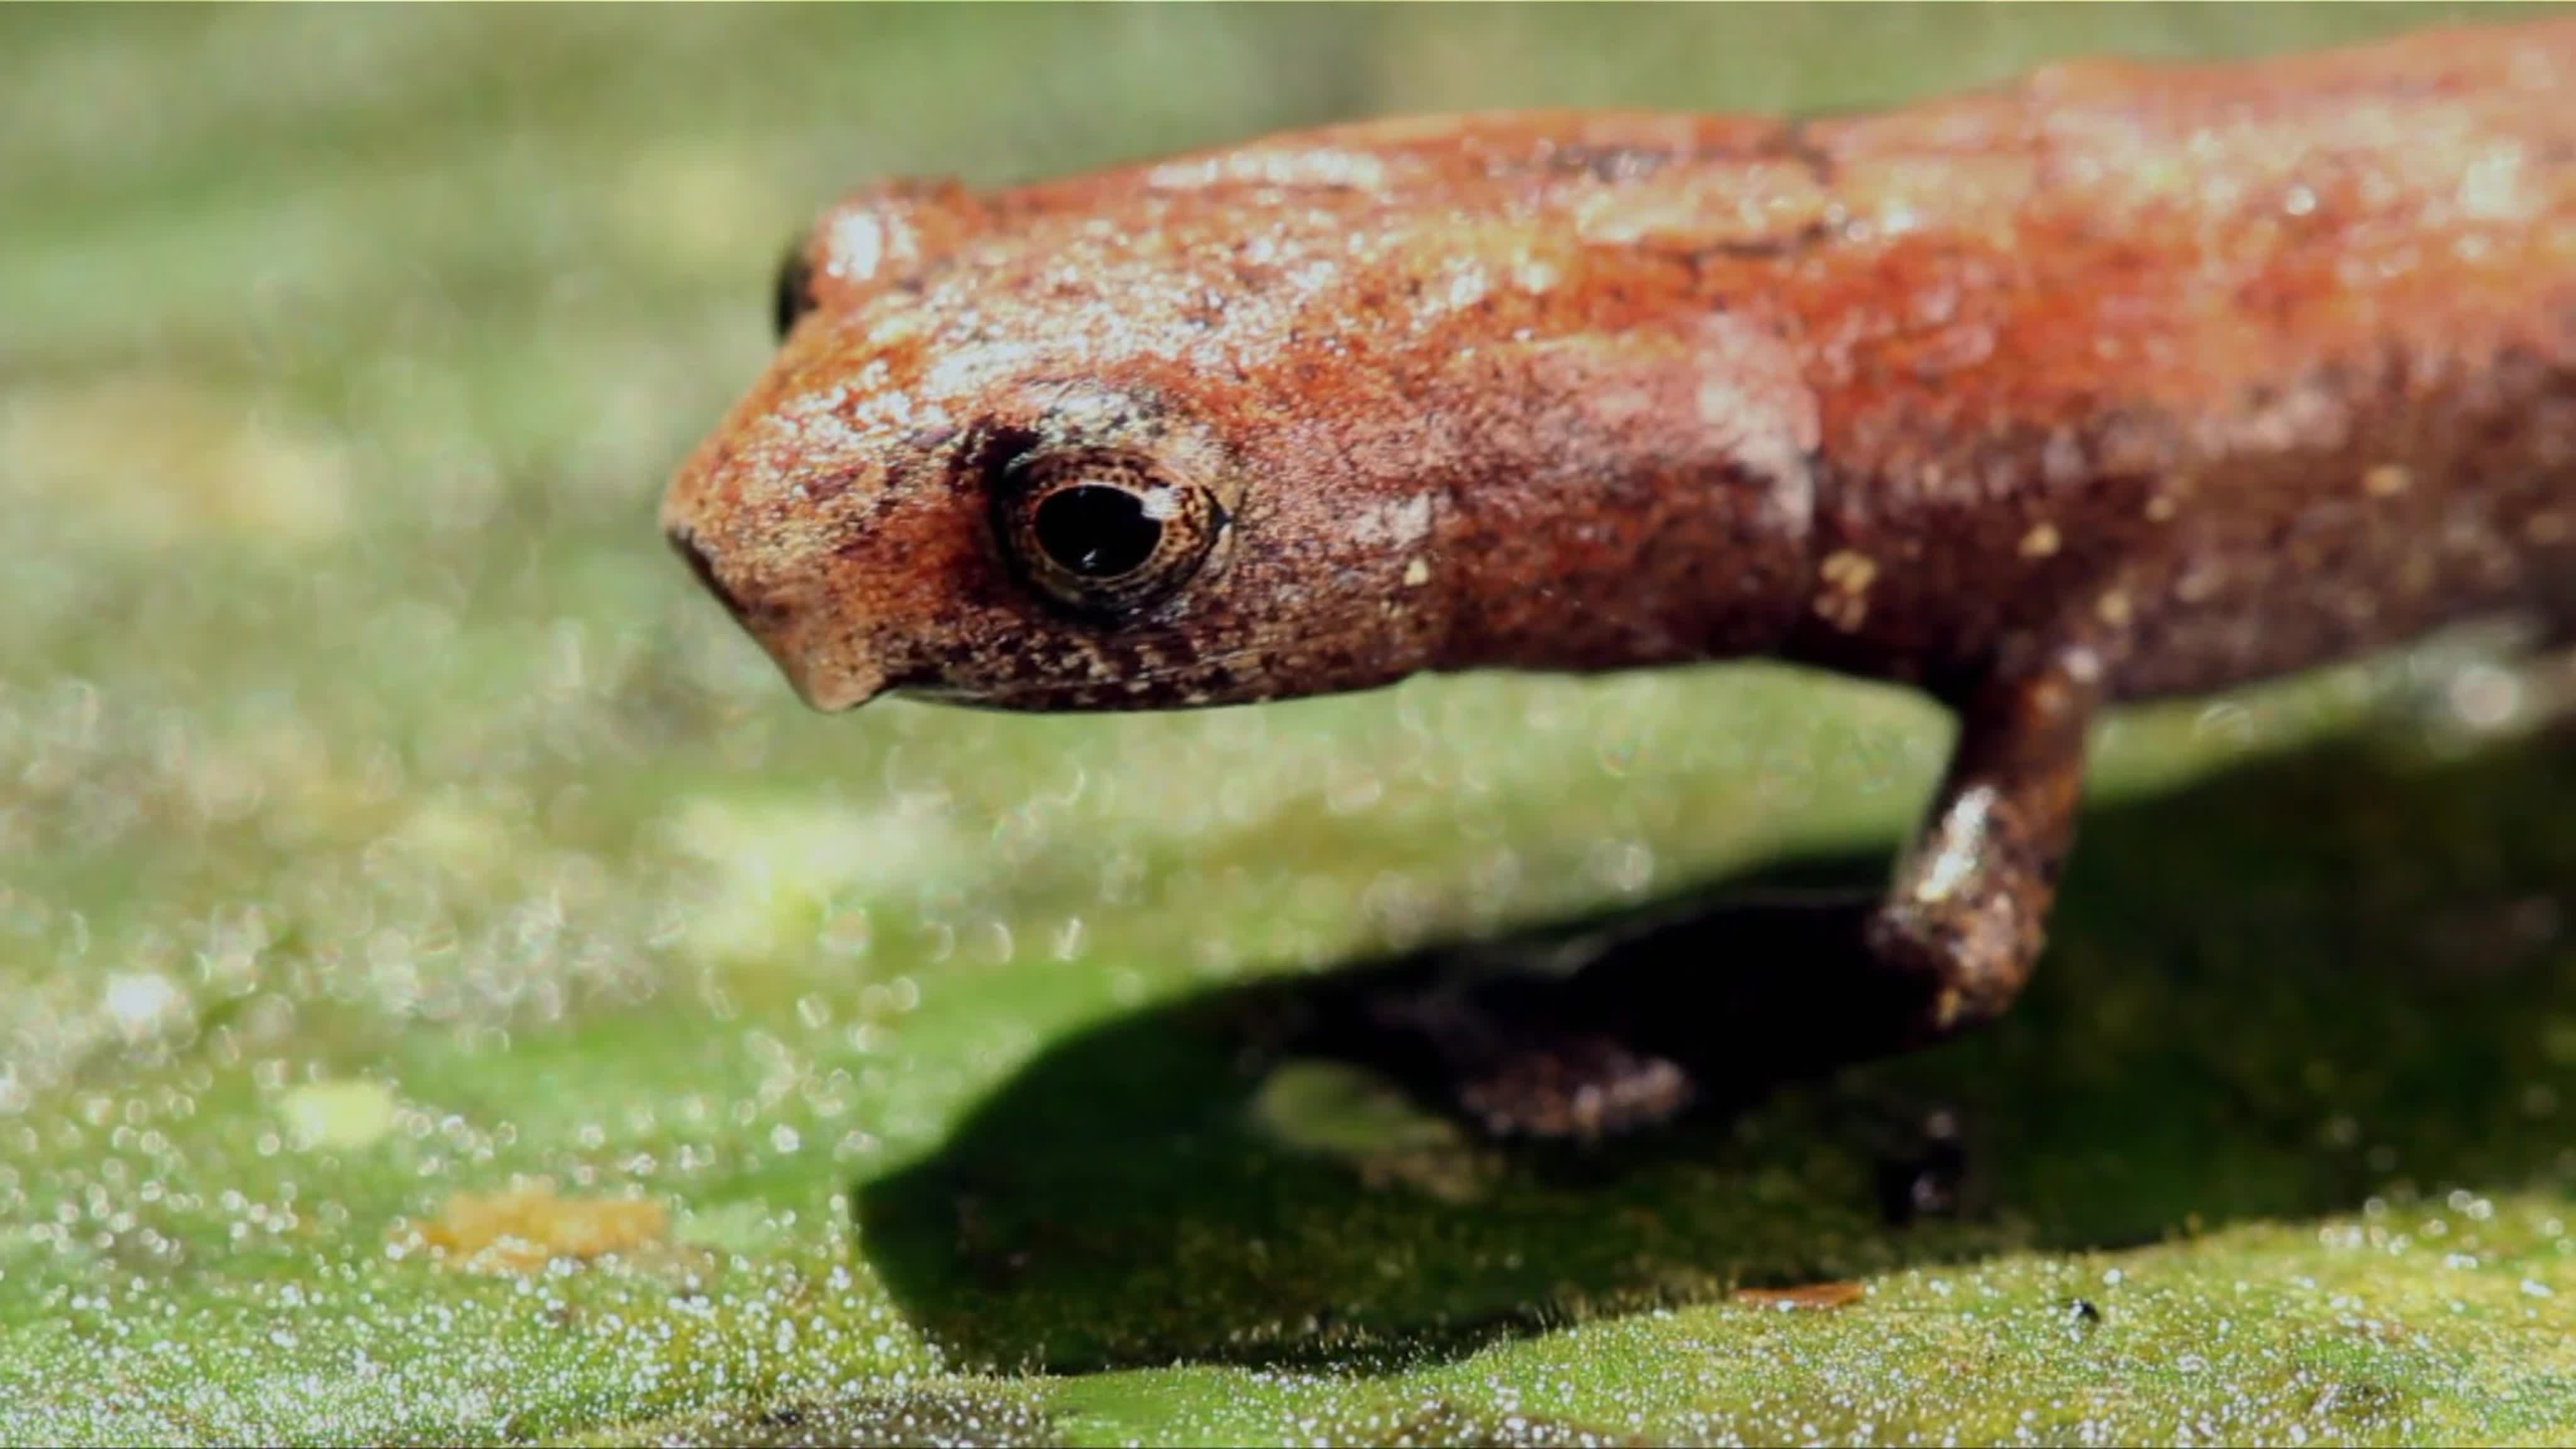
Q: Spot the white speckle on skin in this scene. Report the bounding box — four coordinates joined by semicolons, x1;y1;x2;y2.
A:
771;382;910;464
826;210;887;281
865;311;925;348
1350;494;1435;548
1037;385;1143;438
1692;378;1741;428
1146;147;1390;192
1290;260;1341;294
1402;557;1430;587
2019;522;2062;559
1441;260;1491;311
1913;786;1996;904
2364;463;2412;497
921;340;1043;400
2457;143;2525;221
1674;314;1824;533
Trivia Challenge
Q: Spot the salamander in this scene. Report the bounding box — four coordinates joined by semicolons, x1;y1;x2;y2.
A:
663;19;2576;1138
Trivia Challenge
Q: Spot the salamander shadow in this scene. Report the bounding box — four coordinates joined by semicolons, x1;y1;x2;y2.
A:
853;730;2575;1374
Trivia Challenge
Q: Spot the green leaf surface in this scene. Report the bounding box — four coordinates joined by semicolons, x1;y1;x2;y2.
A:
4;4;2569;1445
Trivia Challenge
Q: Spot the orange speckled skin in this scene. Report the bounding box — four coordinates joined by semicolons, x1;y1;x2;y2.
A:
663;22;2576;1138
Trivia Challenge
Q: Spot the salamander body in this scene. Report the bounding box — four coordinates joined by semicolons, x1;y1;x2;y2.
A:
664;21;2576;1136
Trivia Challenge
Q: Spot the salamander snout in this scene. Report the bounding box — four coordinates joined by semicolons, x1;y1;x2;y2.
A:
662;519;891;712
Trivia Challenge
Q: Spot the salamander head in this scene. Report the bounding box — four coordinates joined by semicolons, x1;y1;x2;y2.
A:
660;182;1476;713
660;169;1819;713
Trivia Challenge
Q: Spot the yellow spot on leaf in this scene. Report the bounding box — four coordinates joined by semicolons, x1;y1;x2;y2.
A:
279;1079;396;1152
397;1182;669;1275
1733;1280;1866;1311
4;377;351;548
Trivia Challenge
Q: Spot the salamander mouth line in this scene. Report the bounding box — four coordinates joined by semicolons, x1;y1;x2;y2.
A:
891;612;1429;711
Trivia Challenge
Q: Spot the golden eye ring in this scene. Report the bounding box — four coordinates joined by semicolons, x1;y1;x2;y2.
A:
997;447;1225;615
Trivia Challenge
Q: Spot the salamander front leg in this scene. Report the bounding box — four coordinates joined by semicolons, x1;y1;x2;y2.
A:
1309;655;2101;1140
1856;654;2098;1041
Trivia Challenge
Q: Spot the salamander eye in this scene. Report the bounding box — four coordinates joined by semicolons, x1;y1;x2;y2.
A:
772;241;816;340
997;447;1225;615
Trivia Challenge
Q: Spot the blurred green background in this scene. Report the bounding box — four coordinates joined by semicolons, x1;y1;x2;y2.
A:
4;4;2572;1444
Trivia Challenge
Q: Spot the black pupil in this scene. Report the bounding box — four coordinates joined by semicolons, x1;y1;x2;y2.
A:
1033;484;1162;579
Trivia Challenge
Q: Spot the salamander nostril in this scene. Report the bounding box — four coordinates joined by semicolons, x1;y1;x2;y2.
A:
668;526;752;621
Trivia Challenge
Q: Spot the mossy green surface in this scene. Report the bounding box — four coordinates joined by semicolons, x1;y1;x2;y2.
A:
3;5;2570;1444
